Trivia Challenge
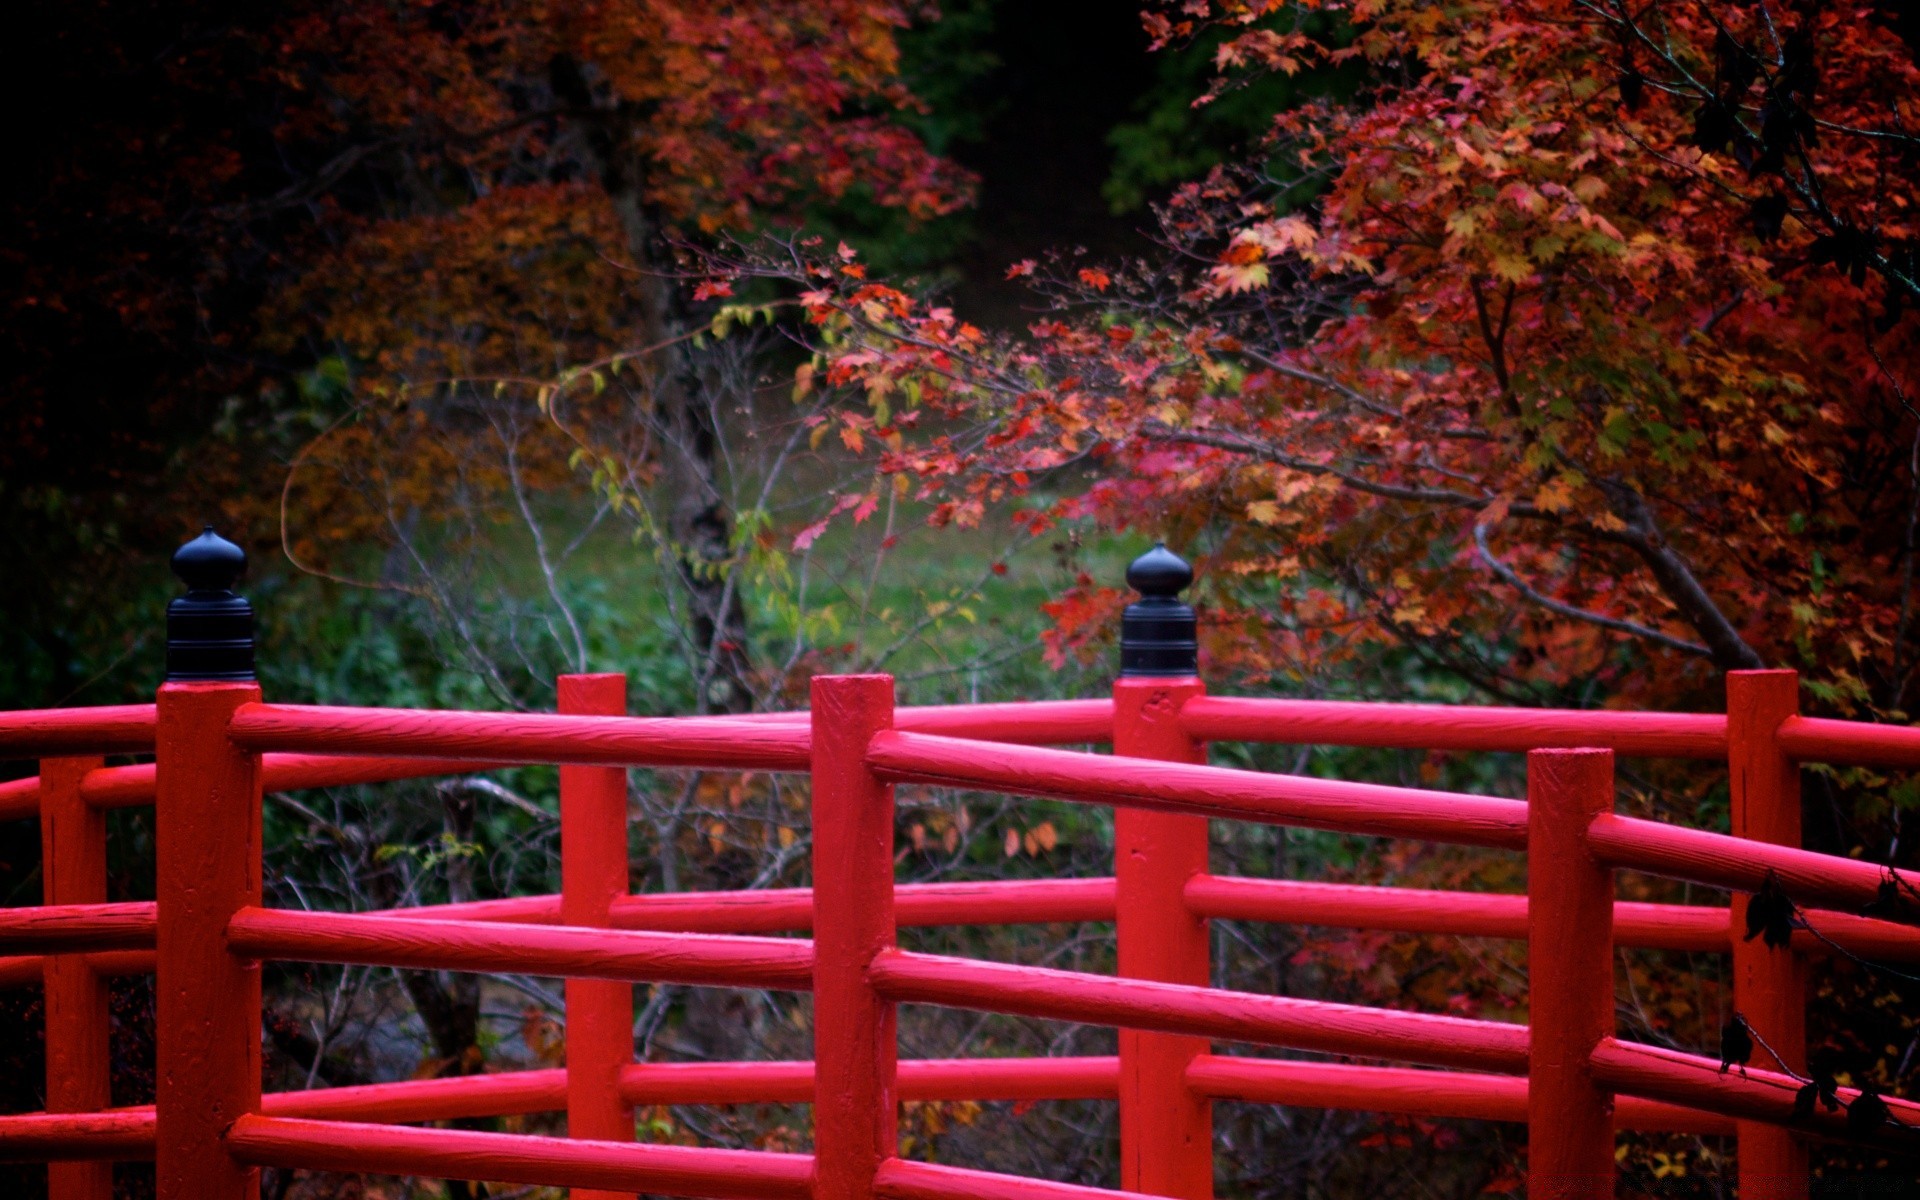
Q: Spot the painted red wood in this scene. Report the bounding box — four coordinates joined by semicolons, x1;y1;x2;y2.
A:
1585;813;1920;914
0;776;39;822
810;675;899;1200
868;948;1530;1073
0;1111;157;1160
0;950;154;989
1727;670;1809;1196
1186;875;1724;952
264;1069;566;1123
1185;876;1920;961
0;704;157;757
224;1114;814;1200
1776;713;1920;769
1184;1056;1734;1134
39;754;111;1200
1180;696;1728;758
227;703;811;771
875;1157;1124;1200
375;877;1117;933
155;681;263;1200
1526;749;1616;1198
224;907;814;989
559;673;635;1199
865;731;1529;849
78;753;501;810
723;699;1114;745
619;1057;1119;1106
0;901;155;954
1112;676;1211;1199
1588;1038;1920;1148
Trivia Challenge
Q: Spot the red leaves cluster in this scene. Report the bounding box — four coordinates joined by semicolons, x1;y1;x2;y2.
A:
769;1;1920;716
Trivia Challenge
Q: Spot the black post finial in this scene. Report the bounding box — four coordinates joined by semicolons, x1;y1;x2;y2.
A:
1119;542;1197;678
165;526;255;682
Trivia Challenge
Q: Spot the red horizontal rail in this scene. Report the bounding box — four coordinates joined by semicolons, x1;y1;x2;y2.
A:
0;1111;157;1162
1184;876;1920;961
0;1055;1119;1158
0;776;38;822
618;878;1115;933
225;908;814;990
1186;876;1724;951
1588;813;1920;918
619;1056;1119;1106
867;731;1528;850
1183;1055;1735;1134
1180;696;1729;759
1777;714;1920;769
684;699;1115;744
79;753;504;810
1590;1038;1920;1148
0;704;157;759
0;902;156;954
868;948;1530;1074
228;704;811;772
876;1158;1121;1200
363;878;1119;933
225;1115;815;1200
0;950;156;988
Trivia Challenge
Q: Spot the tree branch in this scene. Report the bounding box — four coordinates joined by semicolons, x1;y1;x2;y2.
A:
1473;522;1712;657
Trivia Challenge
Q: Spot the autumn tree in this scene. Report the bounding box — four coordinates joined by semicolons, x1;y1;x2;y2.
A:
716;0;1920;1182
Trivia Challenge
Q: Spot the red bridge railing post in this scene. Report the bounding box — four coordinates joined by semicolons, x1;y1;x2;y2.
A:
811;674;898;1200
155;528;263;1200
560;672;634;1196
1526;747;1616;1199
1727;669;1808;1198
1114;545;1212;1198
40;751;111;1200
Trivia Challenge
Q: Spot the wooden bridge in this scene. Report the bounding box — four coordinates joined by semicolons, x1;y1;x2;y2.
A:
3;531;1918;1198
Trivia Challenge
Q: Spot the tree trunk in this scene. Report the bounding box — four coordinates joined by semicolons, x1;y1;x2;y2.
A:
550;54;754;714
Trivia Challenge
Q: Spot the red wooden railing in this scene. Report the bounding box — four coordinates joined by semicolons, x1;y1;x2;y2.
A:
4;667;1920;1199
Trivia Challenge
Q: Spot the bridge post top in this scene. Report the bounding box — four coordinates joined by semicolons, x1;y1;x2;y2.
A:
166;526;255;683
1120;542;1198;679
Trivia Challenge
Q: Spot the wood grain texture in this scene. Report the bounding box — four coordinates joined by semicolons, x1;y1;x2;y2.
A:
0;901;156;954
79;754;505;810
154;681;263;1200
876;1158;1127;1200
225;907;814;990
1586;813;1920;918
0;950;154;988
0;1111;157;1161
39;753;112;1200
1727;670;1810;1195
1589;1038;1920;1151
1112;677;1211;1200
228;703;810;771
354;878;1116;934
1525;749;1617;1198
869;948;1530;1073
618;1057;1119;1106
1183;1055;1734;1134
0;775;39;822
1187;875;1727;952
1180;696;1727;758
559;674;635;1200
809;675;899;1200
867;730;1529;850
1777;714;1920;769
0;704;157;757
224;1114;815;1199
724;699;1114;745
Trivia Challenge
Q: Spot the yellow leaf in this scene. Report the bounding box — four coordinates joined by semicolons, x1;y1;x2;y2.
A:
1246;499;1283;526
